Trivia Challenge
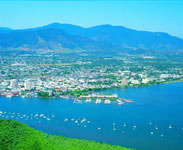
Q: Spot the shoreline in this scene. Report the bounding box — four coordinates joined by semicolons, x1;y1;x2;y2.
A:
1;79;183;99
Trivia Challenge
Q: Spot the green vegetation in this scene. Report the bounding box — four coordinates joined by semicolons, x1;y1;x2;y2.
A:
0;119;133;150
53;88;91;98
68;88;90;97
38;91;50;97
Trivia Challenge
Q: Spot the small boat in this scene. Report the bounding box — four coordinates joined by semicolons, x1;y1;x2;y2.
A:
40;114;44;117
150;132;154;135
133;125;137;129
64;118;68;122
168;125;172;129
81;118;86;123
97;127;101;130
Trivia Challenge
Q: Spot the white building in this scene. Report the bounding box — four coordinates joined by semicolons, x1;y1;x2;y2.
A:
24;80;34;90
130;79;140;84
142;78;149;84
121;79;128;86
10;79;18;89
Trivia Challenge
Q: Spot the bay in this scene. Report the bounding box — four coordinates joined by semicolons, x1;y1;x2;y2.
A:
0;82;183;150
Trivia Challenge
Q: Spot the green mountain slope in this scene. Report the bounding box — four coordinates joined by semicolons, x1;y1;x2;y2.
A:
0;119;133;150
0;23;183;52
0;28;116;52
36;23;183;51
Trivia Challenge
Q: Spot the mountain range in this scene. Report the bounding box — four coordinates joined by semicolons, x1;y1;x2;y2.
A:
0;23;183;52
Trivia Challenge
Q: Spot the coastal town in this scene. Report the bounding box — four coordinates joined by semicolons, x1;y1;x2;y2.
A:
0;52;183;104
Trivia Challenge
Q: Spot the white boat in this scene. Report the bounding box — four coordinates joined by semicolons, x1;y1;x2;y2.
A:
149;121;152;125
160;134;164;137
64;118;68;122
81;118;86;123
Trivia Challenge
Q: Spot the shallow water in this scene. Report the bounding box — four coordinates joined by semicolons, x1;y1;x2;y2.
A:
0;82;183;150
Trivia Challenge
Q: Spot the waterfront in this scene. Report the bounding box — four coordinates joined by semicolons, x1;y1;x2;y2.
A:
0;82;183;150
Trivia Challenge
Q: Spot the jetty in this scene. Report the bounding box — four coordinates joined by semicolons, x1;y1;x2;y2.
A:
120;98;134;103
95;99;102;104
104;100;111;104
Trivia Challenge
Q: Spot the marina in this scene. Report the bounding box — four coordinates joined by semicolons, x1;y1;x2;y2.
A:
1;110;180;139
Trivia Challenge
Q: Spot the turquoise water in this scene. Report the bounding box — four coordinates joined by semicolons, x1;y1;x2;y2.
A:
0;82;183;150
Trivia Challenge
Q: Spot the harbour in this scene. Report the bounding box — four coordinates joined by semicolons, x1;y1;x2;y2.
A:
0;82;183;150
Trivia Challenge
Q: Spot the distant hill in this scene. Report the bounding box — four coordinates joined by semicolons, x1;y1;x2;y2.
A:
0;119;133;150
0;28;116;52
0;23;183;52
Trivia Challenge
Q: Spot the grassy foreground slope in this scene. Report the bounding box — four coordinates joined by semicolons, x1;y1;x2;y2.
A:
0;119;133;150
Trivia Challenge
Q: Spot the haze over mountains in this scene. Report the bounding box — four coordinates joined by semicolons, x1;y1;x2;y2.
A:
0;23;183;52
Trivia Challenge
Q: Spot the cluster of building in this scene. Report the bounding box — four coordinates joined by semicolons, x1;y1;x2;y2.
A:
10;79;34;90
0;54;183;98
0;69;182;98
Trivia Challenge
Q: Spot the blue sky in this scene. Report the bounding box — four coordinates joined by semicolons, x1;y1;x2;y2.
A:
0;0;182;38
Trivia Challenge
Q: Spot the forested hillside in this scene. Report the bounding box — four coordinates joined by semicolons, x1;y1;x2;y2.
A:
0;119;133;150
